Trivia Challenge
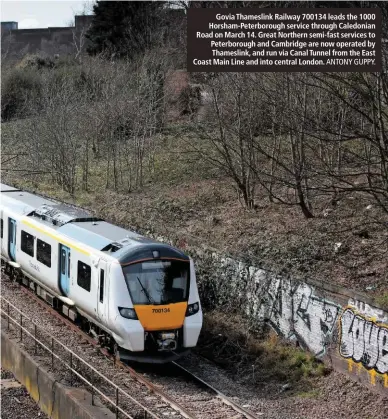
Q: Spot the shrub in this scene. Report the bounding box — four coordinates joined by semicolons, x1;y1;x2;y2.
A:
16;53;55;70
1;69;42;121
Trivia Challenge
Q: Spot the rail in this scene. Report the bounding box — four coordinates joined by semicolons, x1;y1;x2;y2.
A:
0;296;159;419
172;361;260;419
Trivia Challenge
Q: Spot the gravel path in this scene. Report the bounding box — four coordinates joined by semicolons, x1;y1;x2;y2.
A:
2;276;387;419
1;368;47;419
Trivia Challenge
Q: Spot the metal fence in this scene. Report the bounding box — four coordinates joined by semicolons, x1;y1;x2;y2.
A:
0;296;158;419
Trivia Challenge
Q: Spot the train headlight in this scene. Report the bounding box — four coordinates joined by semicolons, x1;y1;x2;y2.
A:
159;332;175;340
185;302;200;317
118;307;138;320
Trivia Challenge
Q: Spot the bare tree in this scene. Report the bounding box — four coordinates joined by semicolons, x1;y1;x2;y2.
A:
187;73;265;208
68;1;95;61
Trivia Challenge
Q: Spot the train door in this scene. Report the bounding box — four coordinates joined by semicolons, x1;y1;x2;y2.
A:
1;213;4;254
97;260;107;322
59;244;71;296
8;218;16;261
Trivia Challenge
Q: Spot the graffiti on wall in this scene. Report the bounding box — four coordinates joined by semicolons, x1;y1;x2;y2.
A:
263;278;340;357
340;307;388;377
293;284;340;357
130;229;388;393
165;246;388;391
347;298;388;323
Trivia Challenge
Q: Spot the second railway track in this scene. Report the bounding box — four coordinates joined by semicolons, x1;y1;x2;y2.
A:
1;272;260;419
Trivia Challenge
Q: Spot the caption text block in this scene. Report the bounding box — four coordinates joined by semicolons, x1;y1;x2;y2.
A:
187;8;382;72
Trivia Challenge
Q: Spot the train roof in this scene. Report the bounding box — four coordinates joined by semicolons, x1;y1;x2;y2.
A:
58;220;151;252
1;183;20;192
1;187;54;216
0;183;182;259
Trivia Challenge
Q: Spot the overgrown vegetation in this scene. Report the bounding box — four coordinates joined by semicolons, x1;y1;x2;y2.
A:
1;5;387;291
189;71;388;218
1;68;42;121
197;311;329;387
1;0;388;386
2;50;173;194
3;55;387;216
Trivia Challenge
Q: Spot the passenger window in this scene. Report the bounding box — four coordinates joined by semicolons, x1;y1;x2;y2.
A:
77;261;91;292
99;269;105;303
37;239;51;267
1;219;3;238
21;230;35;257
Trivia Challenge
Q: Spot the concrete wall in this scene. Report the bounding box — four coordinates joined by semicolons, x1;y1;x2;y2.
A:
1;331;114;419
1;16;93;59
146;231;388;395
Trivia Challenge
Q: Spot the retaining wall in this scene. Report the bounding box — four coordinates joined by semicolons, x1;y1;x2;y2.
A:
148;231;388;396
1;331;114;419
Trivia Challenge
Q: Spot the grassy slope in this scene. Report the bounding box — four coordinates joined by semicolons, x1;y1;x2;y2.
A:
2;120;388;305
3;119;388;390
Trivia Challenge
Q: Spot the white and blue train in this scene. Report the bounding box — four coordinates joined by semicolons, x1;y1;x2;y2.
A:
0;183;202;362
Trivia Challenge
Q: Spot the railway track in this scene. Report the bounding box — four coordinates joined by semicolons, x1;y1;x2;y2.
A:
1;293;182;419
171;362;258;419
1;272;260;419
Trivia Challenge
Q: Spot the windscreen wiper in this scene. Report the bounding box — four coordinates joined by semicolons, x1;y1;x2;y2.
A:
137;276;154;304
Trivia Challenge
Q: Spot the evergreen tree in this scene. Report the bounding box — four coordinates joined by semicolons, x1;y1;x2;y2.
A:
86;1;166;58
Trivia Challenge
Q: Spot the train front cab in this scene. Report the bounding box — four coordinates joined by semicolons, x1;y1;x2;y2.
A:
111;256;202;363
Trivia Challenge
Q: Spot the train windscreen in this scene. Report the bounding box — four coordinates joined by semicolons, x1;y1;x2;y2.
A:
122;260;190;305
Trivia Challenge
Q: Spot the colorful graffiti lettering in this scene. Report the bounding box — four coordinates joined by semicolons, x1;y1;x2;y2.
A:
340;307;388;375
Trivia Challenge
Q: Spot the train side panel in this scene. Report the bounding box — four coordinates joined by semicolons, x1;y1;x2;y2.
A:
67;248;98;322
16;219;61;295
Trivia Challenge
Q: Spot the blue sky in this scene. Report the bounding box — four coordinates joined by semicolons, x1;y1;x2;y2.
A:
1;1;94;29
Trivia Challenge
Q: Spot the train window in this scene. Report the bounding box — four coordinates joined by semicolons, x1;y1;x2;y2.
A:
77;261;91;292
99;269;105;303
61;250;66;275
37;239;51;267
0;219;3;238
21;230;35;257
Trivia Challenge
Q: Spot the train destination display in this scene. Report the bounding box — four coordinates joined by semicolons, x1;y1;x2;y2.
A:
187;8;382;72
